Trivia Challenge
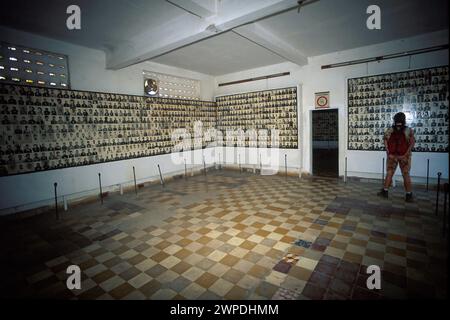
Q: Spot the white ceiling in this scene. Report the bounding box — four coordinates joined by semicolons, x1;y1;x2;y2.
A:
0;0;191;51
152;31;286;75
0;0;448;76
258;0;450;57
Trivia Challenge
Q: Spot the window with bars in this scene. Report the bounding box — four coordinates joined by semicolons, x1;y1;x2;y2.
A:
143;70;200;100
0;42;70;89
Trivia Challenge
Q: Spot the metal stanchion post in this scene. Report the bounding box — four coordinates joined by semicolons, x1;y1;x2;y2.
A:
157;164;165;187
443;183;448;237
239;154;241;173
98;173;103;204
133;166;137;195
54;182;59;220
259;153;262;173
435;172;442;216
344;157;348;183
284;154;287;179
203;156;206;176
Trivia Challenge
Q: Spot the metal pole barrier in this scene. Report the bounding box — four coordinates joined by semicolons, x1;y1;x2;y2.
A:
203;156;206;176
426;159;430;191
157;164;165;187
98;173;103;205
239;154;241;173
344;157;348;183
443;183;448;237
54;182;59;220
260;153;262;172
133;166;137;195
285;154;287;179
435;172;442;216
382;157;385;186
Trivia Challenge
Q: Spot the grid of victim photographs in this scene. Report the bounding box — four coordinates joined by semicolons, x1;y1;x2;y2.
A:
216;87;298;148
348;65;449;152
0;83;216;176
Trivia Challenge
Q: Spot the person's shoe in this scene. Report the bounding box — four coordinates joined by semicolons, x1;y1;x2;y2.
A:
377;189;388;198
405;193;413;203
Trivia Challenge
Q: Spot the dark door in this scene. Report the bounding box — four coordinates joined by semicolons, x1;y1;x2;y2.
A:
312;109;339;177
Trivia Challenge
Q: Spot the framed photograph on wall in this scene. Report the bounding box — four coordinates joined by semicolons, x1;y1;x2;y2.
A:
347;65;449;153
0;83;217;176
215;87;298;149
315;91;330;109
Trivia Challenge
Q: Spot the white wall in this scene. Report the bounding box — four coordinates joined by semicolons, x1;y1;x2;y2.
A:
217;147;301;173
0;26;215;214
0;26;448;213
214;29;449;181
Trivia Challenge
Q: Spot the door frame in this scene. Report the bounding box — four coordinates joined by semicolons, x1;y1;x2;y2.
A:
310;108;340;177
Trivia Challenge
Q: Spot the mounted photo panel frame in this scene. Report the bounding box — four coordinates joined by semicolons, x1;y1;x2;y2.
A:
347;65;449;153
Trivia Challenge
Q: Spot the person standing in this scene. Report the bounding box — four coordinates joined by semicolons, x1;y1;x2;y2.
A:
378;112;415;202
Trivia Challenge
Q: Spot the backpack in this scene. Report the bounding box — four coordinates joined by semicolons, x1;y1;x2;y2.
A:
384;126;411;142
384;126;412;155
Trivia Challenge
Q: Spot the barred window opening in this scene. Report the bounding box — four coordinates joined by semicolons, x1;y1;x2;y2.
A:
0;42;70;89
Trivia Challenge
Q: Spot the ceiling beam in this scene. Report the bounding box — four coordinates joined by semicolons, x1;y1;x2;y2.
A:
106;0;301;70
165;0;215;19
232;23;308;66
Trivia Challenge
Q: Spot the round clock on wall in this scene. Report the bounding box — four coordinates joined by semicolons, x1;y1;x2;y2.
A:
144;78;158;96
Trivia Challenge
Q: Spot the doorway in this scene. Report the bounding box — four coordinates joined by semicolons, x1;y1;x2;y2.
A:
312;109;339;177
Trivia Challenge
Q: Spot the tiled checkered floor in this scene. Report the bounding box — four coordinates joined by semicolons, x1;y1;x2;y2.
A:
0;169;447;299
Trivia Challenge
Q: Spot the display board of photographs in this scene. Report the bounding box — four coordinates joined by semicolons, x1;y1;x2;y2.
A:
348;66;449;153
0;83;217;176
144;97;216;153
216;87;298;148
